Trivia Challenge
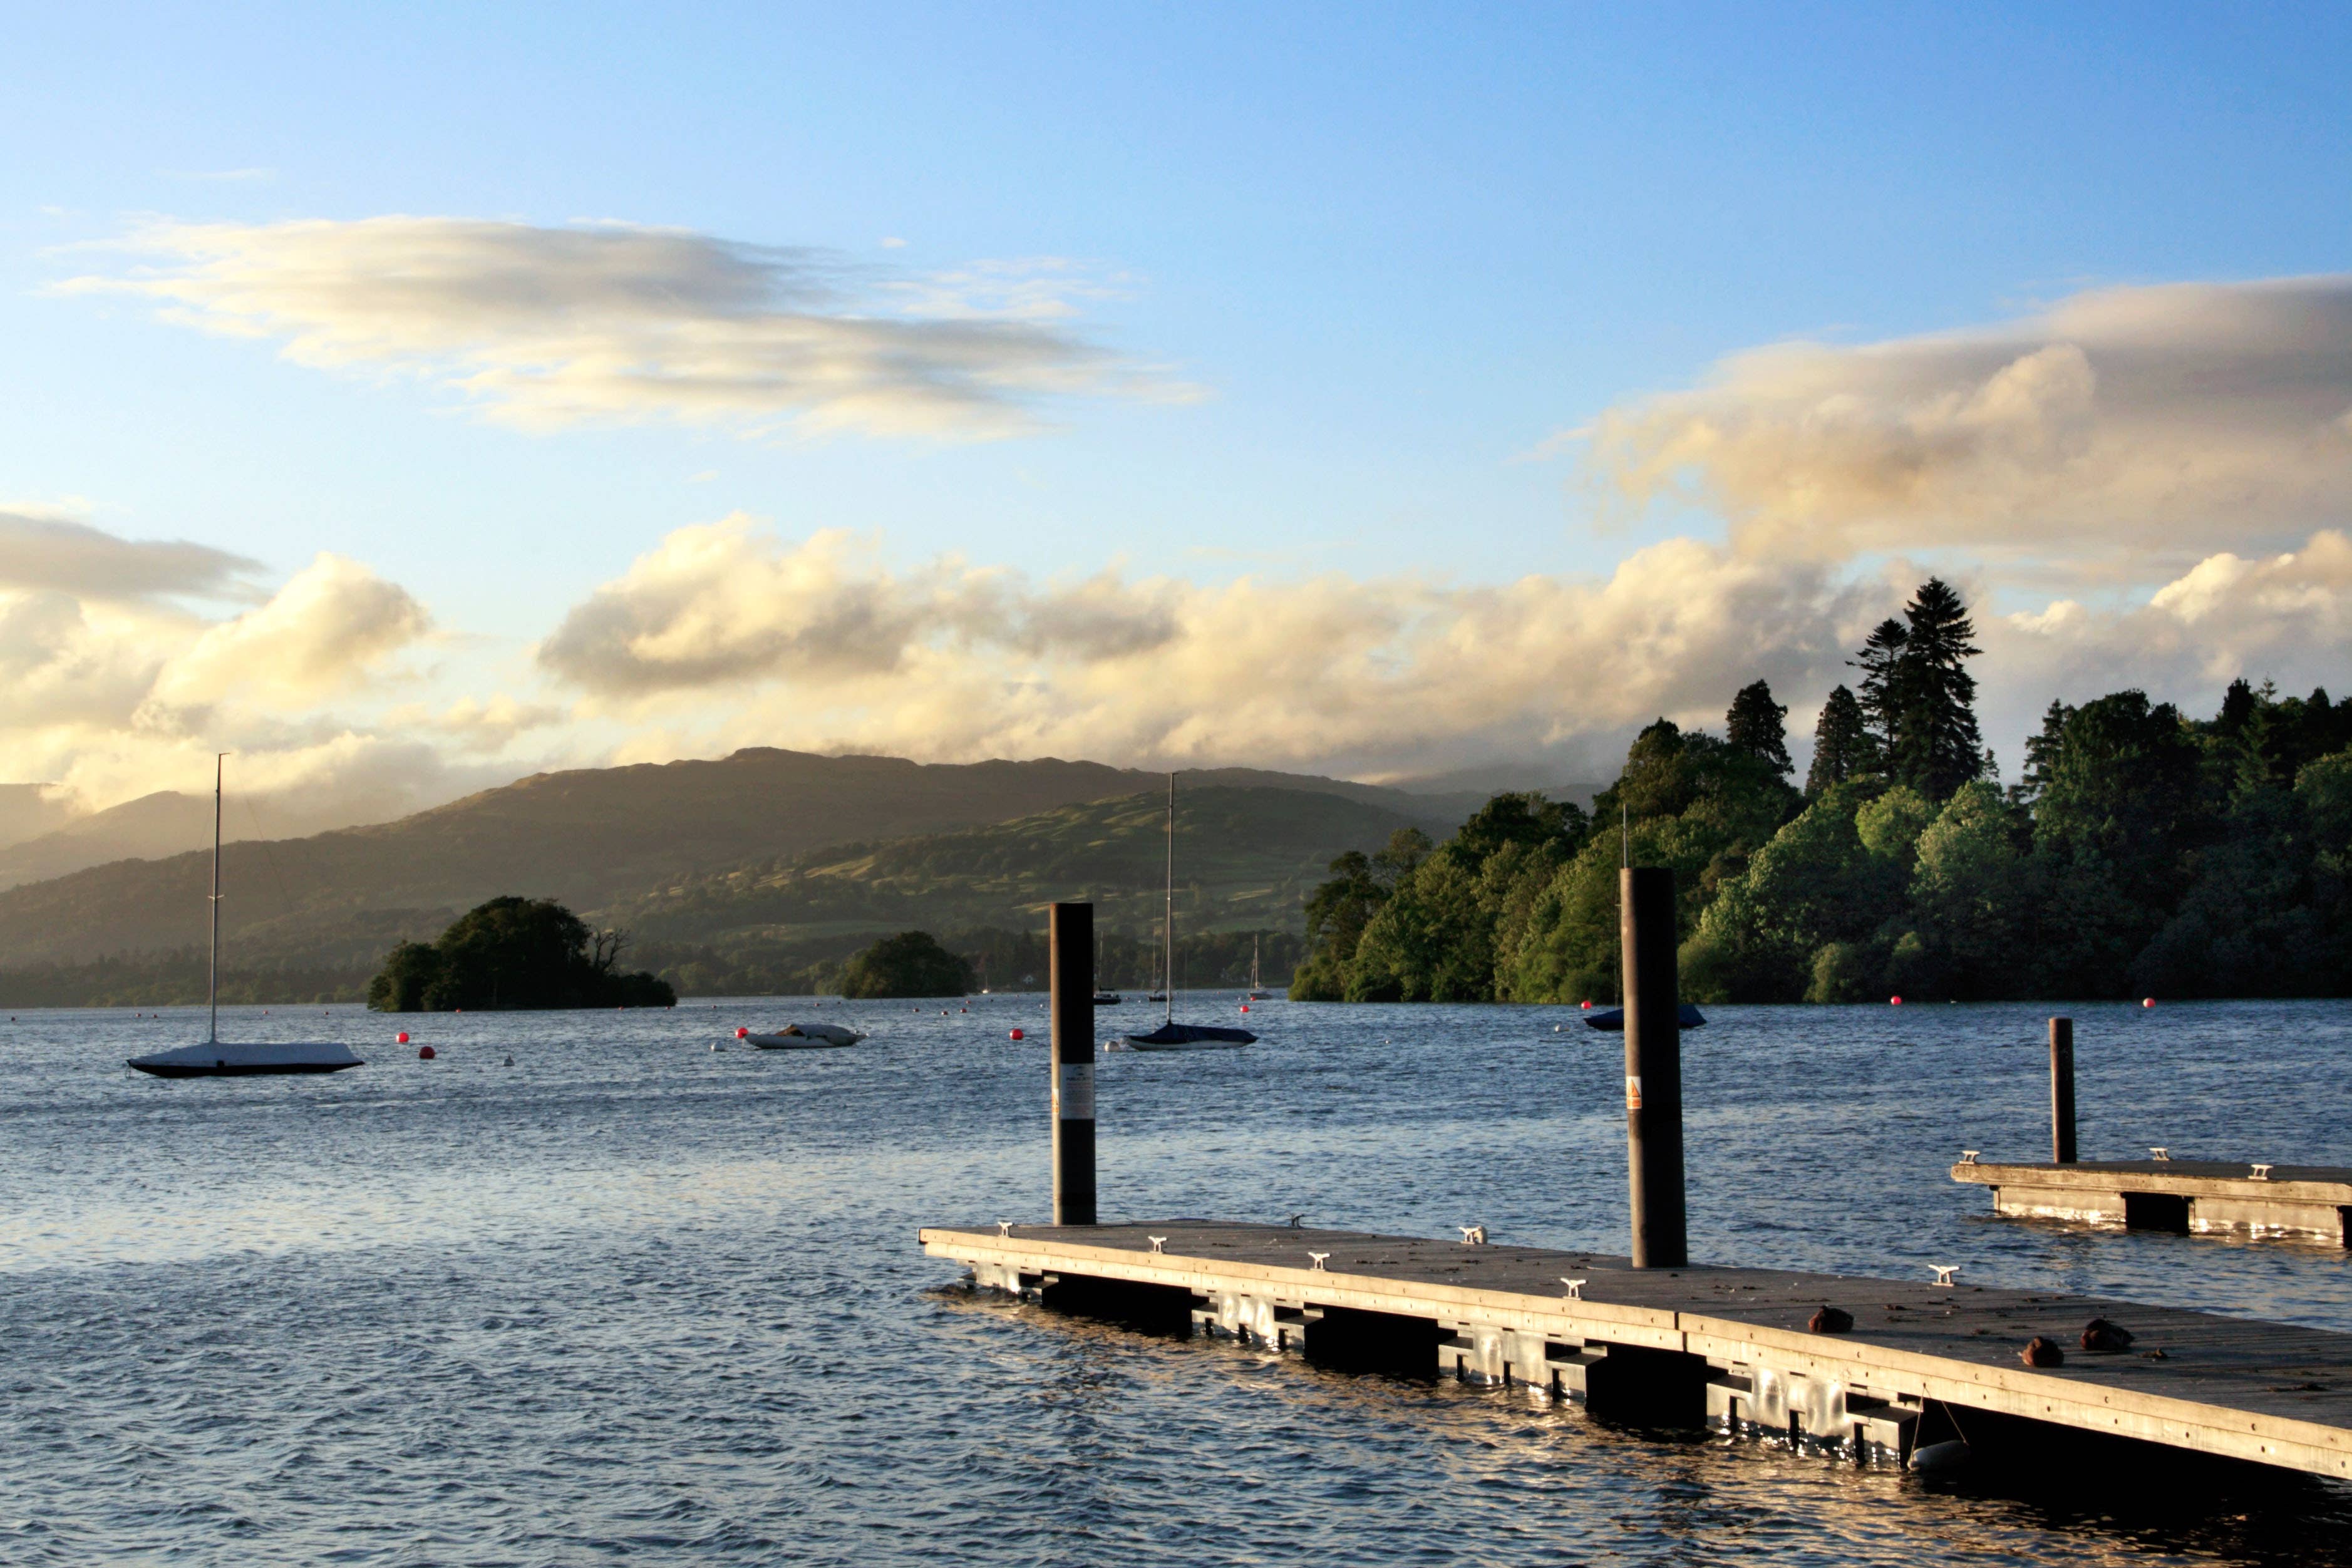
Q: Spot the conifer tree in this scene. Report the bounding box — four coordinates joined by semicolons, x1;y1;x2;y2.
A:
2017;698;2072;805
1850;618;1910;750
1885;579;1984;798
1801;686;1869;793
1725;680;1793;775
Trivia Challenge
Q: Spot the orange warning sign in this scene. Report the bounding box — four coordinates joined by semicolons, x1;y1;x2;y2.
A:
1625;1075;1643;1110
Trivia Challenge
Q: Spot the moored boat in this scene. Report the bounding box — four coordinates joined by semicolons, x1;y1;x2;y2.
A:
128;756;363;1080
130;1039;365;1077
745;1022;867;1049
1123;773;1256;1051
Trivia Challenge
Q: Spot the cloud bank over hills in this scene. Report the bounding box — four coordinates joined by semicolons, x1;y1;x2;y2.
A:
15;242;2352;842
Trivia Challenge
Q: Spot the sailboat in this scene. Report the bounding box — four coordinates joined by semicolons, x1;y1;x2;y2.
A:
1245;935;1272;1001
1090;931;1122;1006
128;756;364;1078
1123;773;1256;1051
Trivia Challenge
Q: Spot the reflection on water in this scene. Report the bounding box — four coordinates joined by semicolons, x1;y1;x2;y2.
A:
1;996;2349;1564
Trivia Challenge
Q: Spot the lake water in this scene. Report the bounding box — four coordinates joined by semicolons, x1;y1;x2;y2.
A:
3;995;2350;1565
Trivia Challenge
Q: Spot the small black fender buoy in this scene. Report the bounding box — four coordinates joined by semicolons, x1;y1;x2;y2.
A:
1909;1438;1970;1473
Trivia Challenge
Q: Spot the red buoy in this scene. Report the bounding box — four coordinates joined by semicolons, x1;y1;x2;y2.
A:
418;1045;436;1060
735;1026;749;1038
1009;1028;1025;1041
396;1031;410;1044
1580;999;1592;1009
1890;995;1903;1005
1240;1004;1249;1013
2142;997;2155;1008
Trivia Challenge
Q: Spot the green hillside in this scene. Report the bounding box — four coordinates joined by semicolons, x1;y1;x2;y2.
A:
0;753;1461;1003
613;784;1418;947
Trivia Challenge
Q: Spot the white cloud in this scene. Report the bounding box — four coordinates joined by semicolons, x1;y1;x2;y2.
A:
536;516;1883;780
380;694;568;753
1991;531;2352;727
151;553;430;708
61;217;1193;440
0;506;263;601
1577;276;2352;570
0;535;465;833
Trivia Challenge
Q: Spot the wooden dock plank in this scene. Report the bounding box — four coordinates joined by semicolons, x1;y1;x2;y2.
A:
1952;1158;2352;1243
920;1220;2352;1479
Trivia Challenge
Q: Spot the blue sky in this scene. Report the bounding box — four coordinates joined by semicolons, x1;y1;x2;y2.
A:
3;4;2350;823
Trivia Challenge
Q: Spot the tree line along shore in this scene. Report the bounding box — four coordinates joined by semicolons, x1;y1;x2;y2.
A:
8;575;2341;1009
1291;579;2352;1004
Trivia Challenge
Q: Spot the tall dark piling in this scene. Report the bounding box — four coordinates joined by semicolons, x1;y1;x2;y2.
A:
1621;867;1686;1268
2049;1016;2076;1165
1049;902;1097;1224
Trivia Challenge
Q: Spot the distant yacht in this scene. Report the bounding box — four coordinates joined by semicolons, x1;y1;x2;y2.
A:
1245;935;1272;1001
1091;933;1120;1004
128;756;364;1079
1125;774;1256;1051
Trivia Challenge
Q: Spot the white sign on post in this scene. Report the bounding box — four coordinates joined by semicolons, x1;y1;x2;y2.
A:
1058;1061;1096;1120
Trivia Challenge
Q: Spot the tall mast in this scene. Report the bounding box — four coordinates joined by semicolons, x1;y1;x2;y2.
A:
209;753;224;1046
1163;771;1175;1025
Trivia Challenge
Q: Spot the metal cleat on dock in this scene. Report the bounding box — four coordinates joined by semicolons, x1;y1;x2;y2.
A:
1930;1265;1960;1287
2150;1147;2170;1160
1559;1277;1586;1300
1308;1252;1331;1271
997;1220;1014;1237
1458;1225;1488;1245
2251;1163;2274;1181
1148;1235;1167;1254
1959;1150;1979;1164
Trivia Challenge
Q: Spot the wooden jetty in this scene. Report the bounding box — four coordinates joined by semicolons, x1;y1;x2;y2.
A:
1953;1156;2352;1244
925;1220;2352;1479
1957;1016;2352;1246
931;896;2352;1483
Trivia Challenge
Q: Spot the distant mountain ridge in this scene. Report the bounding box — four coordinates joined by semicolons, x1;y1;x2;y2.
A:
612;783;1420;949
0;748;1468;976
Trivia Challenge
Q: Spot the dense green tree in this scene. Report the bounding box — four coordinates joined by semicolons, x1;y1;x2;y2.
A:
368;942;444;1011
1906;782;2035;997
1289;828;1435;999
368;896;676;1011
1806;685;1873;794
1682;785;1897;1001
1451;793;1589;864
1726;681;1793;776
1296;666;2352;1007
2034;691;2205;907
839;931;972;998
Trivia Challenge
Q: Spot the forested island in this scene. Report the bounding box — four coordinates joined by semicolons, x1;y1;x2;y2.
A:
1292;579;2352;1004
838;931;972;998
368;897;678;1011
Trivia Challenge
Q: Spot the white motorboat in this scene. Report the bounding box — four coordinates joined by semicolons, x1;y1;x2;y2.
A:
745;1022;867;1049
128;756;363;1080
1123;773;1255;1051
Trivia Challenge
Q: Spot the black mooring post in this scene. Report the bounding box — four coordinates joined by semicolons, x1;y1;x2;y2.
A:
1049;902;1097;1224
2050;1016;2076;1165
1621;867;1686;1269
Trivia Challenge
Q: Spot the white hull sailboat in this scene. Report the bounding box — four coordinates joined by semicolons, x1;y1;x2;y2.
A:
1245;934;1272;1001
1123;773;1256;1052
128;756;363;1079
